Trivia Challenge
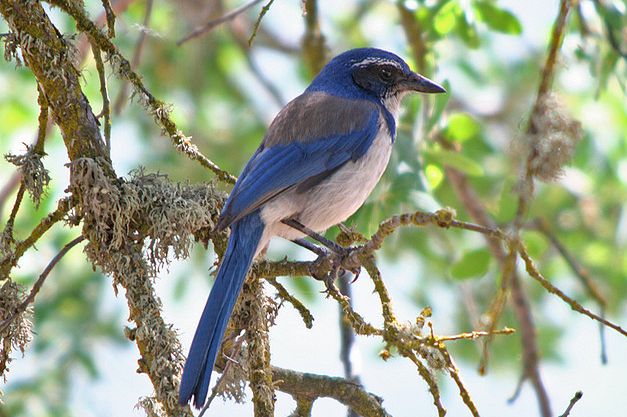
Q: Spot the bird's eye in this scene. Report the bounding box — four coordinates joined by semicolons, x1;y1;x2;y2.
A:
379;67;393;81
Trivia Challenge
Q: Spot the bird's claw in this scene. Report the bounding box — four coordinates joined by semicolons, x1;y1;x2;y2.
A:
311;245;362;296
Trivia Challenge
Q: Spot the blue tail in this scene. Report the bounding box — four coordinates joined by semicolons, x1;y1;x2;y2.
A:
179;211;265;408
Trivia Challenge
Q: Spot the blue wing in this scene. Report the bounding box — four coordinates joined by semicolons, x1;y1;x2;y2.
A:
217;93;382;229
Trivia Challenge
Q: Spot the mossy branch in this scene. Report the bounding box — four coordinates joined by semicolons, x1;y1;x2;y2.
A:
47;0;237;184
273;366;391;417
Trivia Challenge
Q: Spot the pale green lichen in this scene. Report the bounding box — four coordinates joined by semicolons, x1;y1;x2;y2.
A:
0;281;33;377
68;158;222;274
5;145;51;208
67;157;221;416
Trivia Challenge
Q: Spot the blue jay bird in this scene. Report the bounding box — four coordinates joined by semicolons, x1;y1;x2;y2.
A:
179;47;445;408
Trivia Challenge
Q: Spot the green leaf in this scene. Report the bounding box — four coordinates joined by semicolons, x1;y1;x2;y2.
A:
433;1;461;36
425;147;485;177
444;112;481;142
425;164;444;189
456;12;481;48
474;1;522;35
450;248;491;280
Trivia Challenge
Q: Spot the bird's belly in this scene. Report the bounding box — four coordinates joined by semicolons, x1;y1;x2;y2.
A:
260;128;393;243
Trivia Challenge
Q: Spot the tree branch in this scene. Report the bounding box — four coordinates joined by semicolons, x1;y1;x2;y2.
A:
0;236;84;333
273;366;391;417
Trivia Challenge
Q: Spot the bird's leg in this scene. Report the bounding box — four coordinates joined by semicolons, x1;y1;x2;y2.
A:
282;218;347;255
291;238;329;257
283;219;361;292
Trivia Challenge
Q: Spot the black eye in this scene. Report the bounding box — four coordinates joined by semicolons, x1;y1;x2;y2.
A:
379;67;393;81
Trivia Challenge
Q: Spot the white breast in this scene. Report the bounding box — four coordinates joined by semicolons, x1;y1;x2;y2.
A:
259;121;394;250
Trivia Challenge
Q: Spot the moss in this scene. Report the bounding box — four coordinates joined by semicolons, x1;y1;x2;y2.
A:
0;281;33;376
5;145;51;208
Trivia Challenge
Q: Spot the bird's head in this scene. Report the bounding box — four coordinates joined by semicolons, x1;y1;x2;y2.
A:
307;48;445;111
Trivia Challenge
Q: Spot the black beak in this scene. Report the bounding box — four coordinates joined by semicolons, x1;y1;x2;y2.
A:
403;72;446;94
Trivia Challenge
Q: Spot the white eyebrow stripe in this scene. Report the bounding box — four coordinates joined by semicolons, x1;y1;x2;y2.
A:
351;57;402;69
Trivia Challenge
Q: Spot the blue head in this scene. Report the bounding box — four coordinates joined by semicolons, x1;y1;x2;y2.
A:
306;48;445;104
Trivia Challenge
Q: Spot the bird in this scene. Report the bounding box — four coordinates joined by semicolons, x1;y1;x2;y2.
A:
179;47;445;409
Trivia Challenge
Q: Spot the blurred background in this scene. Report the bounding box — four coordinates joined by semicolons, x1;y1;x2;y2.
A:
0;0;625;416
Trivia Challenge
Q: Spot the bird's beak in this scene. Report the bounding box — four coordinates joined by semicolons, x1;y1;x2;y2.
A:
402;72;446;94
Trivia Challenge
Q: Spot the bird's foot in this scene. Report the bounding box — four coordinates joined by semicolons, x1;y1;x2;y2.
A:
311;245;362;296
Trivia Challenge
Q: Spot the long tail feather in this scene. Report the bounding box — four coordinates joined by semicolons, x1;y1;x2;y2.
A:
179;211;264;408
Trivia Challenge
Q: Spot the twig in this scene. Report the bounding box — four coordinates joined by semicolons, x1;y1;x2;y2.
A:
0;236;84;332
437;327;515;342
0;172;21;215
302;0;326;76
362;256;395;324
535;0;572;106
248;0;275;46
510;267;552;417
247;274;275;416
48;0;237;184
531;218;607;310
91;41;111;157
272;366;391;417
401;348;446;417
592;0;627;58
35;85;48;154
519;245;627;337
113;0;153;115
0;197;73;279
4;183;25;241
100;0;116;37
436;344;480;417
478;245;515;375
198;335;246;417
337;274;361;417
559;391;583;417
267;277;314;328
229;26;285;107
178;0;265;46
397;2;427;74
531;217;608;363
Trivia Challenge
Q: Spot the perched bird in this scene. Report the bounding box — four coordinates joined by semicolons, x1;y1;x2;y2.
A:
179;47;445;408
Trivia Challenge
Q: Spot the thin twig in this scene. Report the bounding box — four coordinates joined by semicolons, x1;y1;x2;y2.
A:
336;270;362;417
531;217;608;363
559;391;583;417
101;0;116;37
49;0;237;184
0;197;73;279
436;344;480;417
0;236;85;332
437;327;515;342
248;0;275;46
198;335;246;417
91;41;111;156
267;277;314;328
113;0;153;115
519;245;627;337
397;2;427;74
478;245;515;375
0;172;21;215
178;0;264;46
302;0;326;76
402;348;446;417
35;85;48;154
4;183;26;241
592;0;627;58
229;26;285;107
